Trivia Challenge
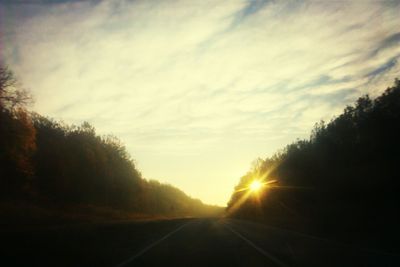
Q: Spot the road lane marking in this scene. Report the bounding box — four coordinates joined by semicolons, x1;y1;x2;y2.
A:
229;219;399;257
114;221;191;267
224;223;289;267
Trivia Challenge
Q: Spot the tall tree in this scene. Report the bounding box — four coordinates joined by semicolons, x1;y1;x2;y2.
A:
0;66;36;198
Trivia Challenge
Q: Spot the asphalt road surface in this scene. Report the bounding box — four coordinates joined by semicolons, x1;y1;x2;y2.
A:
2;218;399;267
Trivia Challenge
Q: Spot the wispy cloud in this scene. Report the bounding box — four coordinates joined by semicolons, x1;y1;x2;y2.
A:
1;0;399;205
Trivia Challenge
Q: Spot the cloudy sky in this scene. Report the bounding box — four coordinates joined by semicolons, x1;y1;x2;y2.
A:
1;0;399;205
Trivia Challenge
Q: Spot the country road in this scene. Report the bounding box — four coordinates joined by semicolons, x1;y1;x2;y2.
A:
2;218;399;267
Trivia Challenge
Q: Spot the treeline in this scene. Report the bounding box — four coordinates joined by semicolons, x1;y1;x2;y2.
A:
0;66;221;221
227;79;400;250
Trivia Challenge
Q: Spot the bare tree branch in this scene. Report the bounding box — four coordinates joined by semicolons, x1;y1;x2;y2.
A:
0;65;32;110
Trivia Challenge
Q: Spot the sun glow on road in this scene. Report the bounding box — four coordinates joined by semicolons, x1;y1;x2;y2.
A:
249;180;263;192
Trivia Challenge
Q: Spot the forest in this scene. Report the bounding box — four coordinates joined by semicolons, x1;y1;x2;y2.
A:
0;66;221;224
227;79;400;251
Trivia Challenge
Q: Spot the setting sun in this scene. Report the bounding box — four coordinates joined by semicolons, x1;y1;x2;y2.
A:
249;180;263;192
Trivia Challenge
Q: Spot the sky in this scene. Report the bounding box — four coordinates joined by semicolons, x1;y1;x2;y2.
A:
1;0;399;206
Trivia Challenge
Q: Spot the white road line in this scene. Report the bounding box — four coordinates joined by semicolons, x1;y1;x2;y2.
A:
114;222;191;267
224;223;289;267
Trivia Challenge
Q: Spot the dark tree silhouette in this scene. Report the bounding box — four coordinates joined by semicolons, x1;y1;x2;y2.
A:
227;79;400;251
0;66;221;221
0;66;31;110
0;66;36;199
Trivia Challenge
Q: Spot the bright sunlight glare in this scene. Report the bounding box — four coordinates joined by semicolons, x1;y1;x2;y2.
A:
249;180;262;192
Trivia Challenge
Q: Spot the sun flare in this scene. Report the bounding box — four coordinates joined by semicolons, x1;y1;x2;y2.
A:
249;180;263;192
